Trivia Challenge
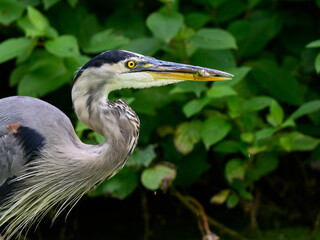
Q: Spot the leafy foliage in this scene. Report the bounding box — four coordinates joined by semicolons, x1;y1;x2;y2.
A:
1;0;320;239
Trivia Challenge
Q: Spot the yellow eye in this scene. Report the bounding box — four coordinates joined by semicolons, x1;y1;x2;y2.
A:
126;60;136;69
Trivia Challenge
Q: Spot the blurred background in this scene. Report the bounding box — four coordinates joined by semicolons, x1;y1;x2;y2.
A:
0;0;320;239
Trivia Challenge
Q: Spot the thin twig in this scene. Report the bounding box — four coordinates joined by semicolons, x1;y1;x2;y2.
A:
311;209;320;239
185;196;213;235
185;196;219;240
172;189;249;240
140;188;152;240
250;191;260;230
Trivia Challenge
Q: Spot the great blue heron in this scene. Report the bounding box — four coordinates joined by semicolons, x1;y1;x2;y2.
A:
0;50;232;239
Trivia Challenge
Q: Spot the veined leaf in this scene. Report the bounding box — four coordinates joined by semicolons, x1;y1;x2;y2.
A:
174;121;202;155
141;165;176;191
242;96;273;112
0;0;25;25
207;85;237;98
288;100;320;120
45;35;80;57
43;0;61;10
129;145;156;167
19;7;58;38
123;37;160;56
210;189;230;205
201;116;232;149
146;11;184;43
183;97;211;118
267;100;284;126
89;166;139;200
215;66;251;87
306;39;320;48
190;28;237;50
27;6;49;31
83;29;129;53
280;132;320;152
250;60;304;106
225;158;246;183
0;38;33;64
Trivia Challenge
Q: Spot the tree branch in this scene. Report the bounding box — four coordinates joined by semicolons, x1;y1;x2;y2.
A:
172;189;249;240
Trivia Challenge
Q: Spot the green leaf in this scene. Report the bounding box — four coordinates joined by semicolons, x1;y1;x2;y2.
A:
174;151;211;186
43;0;60;10
129;145;156;167
45;35;80;57
123;37;160;56
255;152;279;176
190;28;237;50
215;66;251;87
93;132;105;144
185;12;210;29
90;166;138;200
182;97;211;118
215;0;246;23
174;121;202;155
16;38;37;64
242;96;273;112
170;81;207;96
228;17;281;57
255;128;276;145
67;0;78;7
10;64;29;86
146;11;184;43
75;121;89;138
280;132;320;152
141;165;176;191
0;38;33;64
306;39;320;48
201;116;232;149
64;55;91;74
241;132;255;143
225;158;246;183
210;189;230;205
83;29;129;54
230;180;253;199
267;100;284;126
27;6;49;31
191;49;236;71
19;7;58;38
17;51;72;97
227;96;244;118
226;193;239;208
250;59;304;106
288;100;320;120
207;85;237;98
315;52;320;73
0;0;25;25
214;140;240;154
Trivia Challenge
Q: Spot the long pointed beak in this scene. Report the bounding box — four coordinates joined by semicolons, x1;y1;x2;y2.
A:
139;59;233;81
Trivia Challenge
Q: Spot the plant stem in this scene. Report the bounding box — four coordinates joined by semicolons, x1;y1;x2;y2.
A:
140;188;152;240
172;189;249;240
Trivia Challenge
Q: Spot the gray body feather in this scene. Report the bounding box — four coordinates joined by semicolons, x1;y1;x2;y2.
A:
0;96;78;186
0;95;139;239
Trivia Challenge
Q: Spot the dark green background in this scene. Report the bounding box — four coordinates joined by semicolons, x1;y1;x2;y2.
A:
1;0;320;239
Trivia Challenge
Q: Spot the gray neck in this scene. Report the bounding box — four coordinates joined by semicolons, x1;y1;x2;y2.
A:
71;73;140;178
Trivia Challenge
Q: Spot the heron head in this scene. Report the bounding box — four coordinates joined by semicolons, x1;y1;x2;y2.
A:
73;50;233;96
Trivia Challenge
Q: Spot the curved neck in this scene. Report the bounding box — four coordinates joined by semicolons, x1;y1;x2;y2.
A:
71;74;140;177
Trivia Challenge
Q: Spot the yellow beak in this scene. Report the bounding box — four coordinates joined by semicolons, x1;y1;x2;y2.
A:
137;58;233;81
